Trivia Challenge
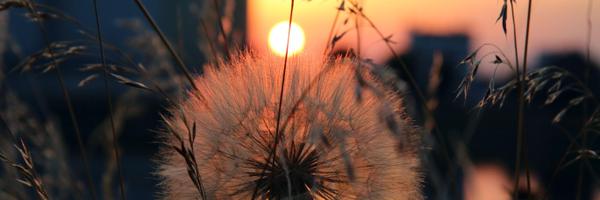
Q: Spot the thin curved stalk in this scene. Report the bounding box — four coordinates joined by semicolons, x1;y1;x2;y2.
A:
22;1;98;198
90;0;126;199
211;0;230;59
251;0;296;199
350;4;457;193
131;0;199;92
322;0;343;56
576;1;594;199
513;0;534;199
199;18;219;67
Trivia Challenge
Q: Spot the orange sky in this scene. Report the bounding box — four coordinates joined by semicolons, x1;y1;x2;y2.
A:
248;0;599;76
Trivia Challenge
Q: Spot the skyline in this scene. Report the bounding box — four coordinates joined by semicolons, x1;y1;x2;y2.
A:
249;0;599;77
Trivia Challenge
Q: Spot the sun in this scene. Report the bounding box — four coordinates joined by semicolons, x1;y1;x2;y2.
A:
268;21;305;57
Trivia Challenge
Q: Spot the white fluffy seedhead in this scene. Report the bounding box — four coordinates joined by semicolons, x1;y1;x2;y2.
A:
158;52;422;200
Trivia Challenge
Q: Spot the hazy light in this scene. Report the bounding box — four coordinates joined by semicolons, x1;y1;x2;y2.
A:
268;21;305;57
249;0;600;77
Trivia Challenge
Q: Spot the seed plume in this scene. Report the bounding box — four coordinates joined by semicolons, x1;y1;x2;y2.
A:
157;52;422;200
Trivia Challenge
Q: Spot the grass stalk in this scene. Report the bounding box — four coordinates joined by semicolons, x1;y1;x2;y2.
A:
131;0;198;91
251;0;295;198
510;0;525;198
322;0;343;56
508;0;521;75
513;0;534;199
354;4;361;60
584;0;593;86
350;4;456;194
0;113;17;143
0;117;50;200
22;1;98;198
90;0;127;199
211;0;230;59
199;18;219;68
576;1;594;199
272;0;295;169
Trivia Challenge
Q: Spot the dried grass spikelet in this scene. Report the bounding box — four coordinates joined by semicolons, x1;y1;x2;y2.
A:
157;52;422;200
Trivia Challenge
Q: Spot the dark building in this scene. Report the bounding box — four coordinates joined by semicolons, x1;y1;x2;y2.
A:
386;33;472;199
387;33;470;127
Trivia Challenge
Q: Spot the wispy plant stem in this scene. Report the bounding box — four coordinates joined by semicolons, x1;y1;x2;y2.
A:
273;0;295;161
351;5;456;193
199;18;219;67
211;0;230;59
252;0;295;199
0;117;50;200
577;1;594;199
509;0;521;74
132;0;198;91
509;0;524;197
584;0;593;86
22;1;98;198
0;114;17;144
354;3;361;60
522;0;534;197
322;0;343;56
513;0;534;199
90;0;127;199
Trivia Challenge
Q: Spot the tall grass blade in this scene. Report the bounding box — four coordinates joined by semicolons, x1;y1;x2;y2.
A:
90;0;127;199
131;0;199;91
21;1;98;198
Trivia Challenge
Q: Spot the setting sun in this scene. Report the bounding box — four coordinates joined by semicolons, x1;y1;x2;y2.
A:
268;21;305;57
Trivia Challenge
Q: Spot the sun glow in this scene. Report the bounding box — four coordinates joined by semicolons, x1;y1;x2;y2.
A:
268;21;305;57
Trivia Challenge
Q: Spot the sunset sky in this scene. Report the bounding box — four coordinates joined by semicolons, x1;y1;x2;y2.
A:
248;0;599;76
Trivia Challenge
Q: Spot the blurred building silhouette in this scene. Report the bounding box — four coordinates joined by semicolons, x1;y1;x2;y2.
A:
386;33;472;199
401;33;469;90
387;34;600;199
387;33;470;127
533;51;599;199
538;51;600;93
469;51;600;199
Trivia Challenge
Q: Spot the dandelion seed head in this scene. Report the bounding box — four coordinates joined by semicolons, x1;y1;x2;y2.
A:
158;52;422;200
